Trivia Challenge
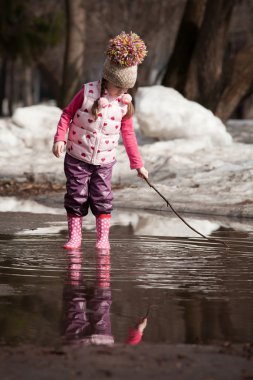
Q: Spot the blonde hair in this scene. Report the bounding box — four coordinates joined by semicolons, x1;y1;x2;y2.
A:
91;78;134;121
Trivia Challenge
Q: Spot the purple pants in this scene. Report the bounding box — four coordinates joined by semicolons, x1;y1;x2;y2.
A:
64;153;115;217
62;284;113;343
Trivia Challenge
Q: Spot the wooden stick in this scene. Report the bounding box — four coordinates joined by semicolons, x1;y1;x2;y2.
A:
143;177;229;249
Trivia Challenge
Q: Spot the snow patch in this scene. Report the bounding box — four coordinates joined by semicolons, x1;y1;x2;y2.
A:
136;86;232;146
0;197;65;214
11;105;62;150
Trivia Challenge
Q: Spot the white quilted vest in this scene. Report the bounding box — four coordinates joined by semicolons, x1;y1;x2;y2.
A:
66;81;128;165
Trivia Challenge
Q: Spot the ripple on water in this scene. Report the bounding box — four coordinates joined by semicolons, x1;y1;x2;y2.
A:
0;231;252;346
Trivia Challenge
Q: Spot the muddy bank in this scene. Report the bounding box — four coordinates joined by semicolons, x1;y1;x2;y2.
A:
36;188;253;219
2;179;253;219
0;176;65;198
0;343;252;380
113;186;253;219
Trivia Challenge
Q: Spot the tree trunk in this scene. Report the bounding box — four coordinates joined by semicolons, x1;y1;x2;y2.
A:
23;66;33;106
162;0;206;93
184;0;237;109
33;68;41;104
37;62;60;101
215;43;253;120
8;60;15;116
59;0;86;108
0;58;7;116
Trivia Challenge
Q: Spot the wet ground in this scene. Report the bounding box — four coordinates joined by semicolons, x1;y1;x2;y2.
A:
0;205;253;378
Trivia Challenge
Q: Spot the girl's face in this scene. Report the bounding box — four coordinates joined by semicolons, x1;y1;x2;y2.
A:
106;81;128;97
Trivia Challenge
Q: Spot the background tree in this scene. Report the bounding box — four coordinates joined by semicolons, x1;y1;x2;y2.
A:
1;0;253;121
0;0;63;115
162;0;206;93
59;0;86;107
184;0;237;110
215;43;253;120
162;0;253;120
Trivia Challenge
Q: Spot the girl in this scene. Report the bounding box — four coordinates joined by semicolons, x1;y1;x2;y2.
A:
52;32;148;250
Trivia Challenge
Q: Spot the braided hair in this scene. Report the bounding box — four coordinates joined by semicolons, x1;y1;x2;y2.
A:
91;78;134;121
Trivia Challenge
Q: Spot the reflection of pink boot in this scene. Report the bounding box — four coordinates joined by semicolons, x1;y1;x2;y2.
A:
66;251;82;284
63;215;82;250
96;214;111;249
96;251;110;288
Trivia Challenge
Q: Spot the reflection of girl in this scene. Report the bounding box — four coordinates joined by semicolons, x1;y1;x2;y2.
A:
126;315;148;346
62;251;147;346
62;251;114;346
52;32;148;250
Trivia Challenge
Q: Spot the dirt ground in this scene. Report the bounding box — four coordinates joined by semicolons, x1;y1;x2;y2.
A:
0;343;252;380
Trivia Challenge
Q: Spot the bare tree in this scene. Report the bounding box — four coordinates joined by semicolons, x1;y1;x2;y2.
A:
161;0;253;120
60;0;86;107
184;0;237;110
215;43;253;120
0;57;7;116
0;0;63;114
162;0;206;93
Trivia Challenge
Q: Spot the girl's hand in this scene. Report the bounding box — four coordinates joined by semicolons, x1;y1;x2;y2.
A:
137;167;148;180
52;141;65;158
136;317;148;333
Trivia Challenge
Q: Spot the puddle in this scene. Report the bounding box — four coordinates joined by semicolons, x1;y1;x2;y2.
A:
0;214;253;347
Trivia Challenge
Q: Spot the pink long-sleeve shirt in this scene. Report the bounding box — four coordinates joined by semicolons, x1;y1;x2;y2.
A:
54;88;143;170
126;328;143;345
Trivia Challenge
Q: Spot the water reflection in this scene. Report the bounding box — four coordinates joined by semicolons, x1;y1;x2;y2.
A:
62;250;148;346
0;227;252;347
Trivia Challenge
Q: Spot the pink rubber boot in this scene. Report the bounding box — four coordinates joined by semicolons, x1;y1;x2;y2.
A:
96;214;111;249
63;215;82;250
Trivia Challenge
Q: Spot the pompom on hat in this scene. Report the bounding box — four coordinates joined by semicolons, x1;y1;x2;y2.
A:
103;31;147;89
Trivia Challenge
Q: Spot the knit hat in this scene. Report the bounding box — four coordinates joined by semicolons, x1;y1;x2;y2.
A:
103;31;147;89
